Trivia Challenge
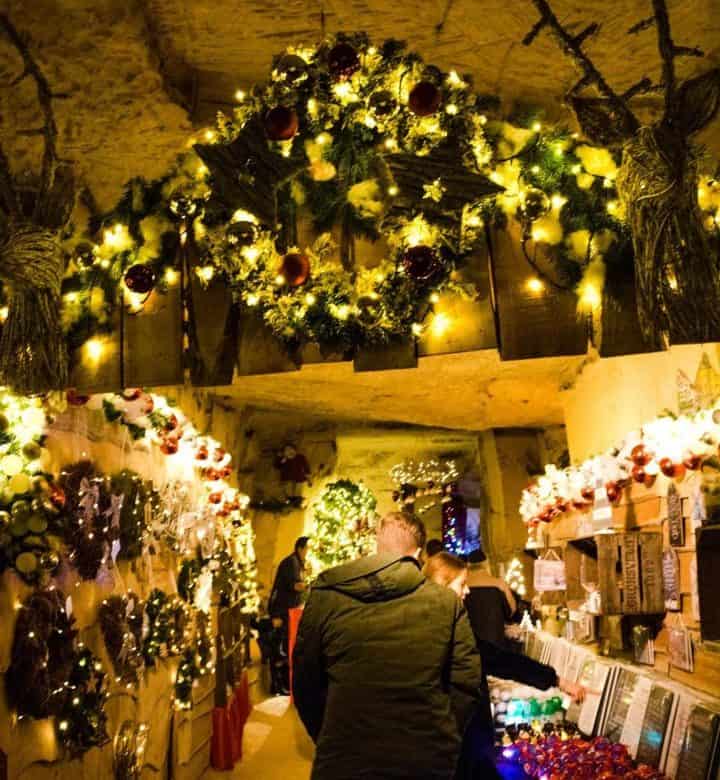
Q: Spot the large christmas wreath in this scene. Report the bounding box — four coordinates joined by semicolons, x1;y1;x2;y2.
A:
56;36;720;360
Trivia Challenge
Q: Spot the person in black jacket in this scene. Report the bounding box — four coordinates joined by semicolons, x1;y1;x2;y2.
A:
267;536;309;694
293;512;482;780
424;552;585;779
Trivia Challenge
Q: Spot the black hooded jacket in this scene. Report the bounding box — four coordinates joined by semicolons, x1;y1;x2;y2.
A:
293;553;482;780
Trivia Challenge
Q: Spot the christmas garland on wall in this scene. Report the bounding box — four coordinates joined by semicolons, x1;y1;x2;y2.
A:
520;365;720;527
7;588;109;757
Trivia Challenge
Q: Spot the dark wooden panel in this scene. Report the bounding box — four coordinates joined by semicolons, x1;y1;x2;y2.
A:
697;526;720;641
123;285;184;388
600;259;658;357
418;248;497;356
236;313;298;376
68;294;122;393
189;277;237;386
353;340;417;372
490;224;587;360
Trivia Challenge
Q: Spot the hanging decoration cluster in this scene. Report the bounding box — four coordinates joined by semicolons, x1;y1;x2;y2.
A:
308;479;377;572
520;357;720;526
0;386;261;753
390;456;460;515
51;33;718;361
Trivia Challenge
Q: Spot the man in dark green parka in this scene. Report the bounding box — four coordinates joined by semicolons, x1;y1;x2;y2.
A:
293;511;482;779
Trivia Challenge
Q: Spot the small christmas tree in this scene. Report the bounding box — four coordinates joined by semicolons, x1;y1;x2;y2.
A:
308;479;377;573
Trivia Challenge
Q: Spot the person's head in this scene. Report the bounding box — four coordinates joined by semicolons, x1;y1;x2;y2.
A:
283;444;297;459
424;552;468;599
467;547;488;569
376;511;427;559
295;536;310;561
425;538;444;558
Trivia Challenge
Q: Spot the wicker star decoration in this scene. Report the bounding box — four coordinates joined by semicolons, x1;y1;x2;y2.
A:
194;116;306;226
386;141;503;217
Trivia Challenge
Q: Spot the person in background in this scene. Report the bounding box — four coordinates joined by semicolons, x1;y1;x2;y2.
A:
293;511;481;780
267;536;309;694
423;552;585;780
464;547;516;645
425;537;445;559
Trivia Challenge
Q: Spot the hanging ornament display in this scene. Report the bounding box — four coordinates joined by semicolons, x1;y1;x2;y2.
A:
123;264;156;295
408;81;442;116
74;241;96;269
519;187;551;223
279;251;311;287
263;106;299;141
169;195;197;220
368;89;397;117
442;484;467;556
275;53;308;83
327;42;360;80
226;220;258;247
99;593;145;685
402;245;441;282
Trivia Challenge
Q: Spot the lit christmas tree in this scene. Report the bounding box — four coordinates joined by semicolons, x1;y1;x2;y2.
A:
308;479;377;573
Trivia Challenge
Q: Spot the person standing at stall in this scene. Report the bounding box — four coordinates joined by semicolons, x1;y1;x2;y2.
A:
293;512;481;780
424;552;585;780
267;536;309;695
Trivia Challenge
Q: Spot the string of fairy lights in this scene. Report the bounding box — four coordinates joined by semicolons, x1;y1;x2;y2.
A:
45;35;720;367
1;387;260;754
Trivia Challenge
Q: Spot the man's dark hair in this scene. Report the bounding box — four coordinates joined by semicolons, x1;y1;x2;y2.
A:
425;538;444;558
295;536;310;553
467;547;487;564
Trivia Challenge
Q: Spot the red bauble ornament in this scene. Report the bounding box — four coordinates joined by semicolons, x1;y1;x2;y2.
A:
402;245;441;282
632;464;647;484
580;486;595;502
659;457;685;479
327;42;360;80
683;451;703;471
164;414;179;432
264;106;299;141
208;492;223;504
160;438;178;455
124;264;156;294
408;81;442;116
66;389;89;406
279;252;310;287
220;465;233;479
213;447;226;463
122;388;142;401
605;482;621;504
203;468;220;482
49;484;66;510
195;445;209;461
630;443;652;466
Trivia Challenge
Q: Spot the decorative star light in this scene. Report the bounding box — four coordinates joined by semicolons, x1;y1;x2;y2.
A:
194;116;307;226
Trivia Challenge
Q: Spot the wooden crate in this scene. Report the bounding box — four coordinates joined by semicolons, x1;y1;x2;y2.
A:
188;276;237;386
489;224;587;360
596;531;664;614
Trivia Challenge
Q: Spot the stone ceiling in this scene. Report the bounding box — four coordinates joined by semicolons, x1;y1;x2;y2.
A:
1;0;718;209
1;0;718;429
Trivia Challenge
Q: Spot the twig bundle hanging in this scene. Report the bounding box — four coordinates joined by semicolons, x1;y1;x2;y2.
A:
617;126;720;347
0;223;67;393
0;15;75;393
523;0;720;349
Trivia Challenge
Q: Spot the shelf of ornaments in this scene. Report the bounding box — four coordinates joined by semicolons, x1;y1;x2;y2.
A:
536;470;720;700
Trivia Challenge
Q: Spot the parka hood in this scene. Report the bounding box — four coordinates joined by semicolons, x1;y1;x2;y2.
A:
312;552;424;603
